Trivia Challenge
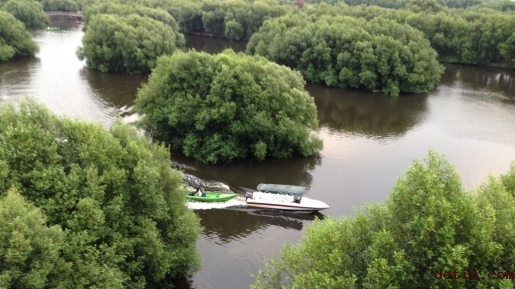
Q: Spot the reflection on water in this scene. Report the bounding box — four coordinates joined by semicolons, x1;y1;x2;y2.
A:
191;209;323;289
198;209;325;243
429;69;515;147
244;209;326;231
308;83;428;139
0;20;119;127
197;209;267;244
0;58;37;101
184;33;246;54
172;150;321;195
442;64;515;100
79;69;147;110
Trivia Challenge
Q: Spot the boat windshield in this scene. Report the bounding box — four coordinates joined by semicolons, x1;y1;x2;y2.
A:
257;183;307;196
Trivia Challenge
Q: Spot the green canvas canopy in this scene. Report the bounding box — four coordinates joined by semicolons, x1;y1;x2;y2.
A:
257;183;307;196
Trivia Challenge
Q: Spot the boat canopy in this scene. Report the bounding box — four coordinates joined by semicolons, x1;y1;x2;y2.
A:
257;183;307;196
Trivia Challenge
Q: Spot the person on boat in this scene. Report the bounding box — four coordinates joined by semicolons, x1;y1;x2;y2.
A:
189;188;198;196
198;187;205;197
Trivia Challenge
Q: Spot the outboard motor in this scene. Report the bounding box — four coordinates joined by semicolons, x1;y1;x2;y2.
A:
245;192;253;200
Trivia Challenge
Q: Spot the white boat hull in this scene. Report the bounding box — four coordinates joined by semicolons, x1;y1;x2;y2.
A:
246;192;329;212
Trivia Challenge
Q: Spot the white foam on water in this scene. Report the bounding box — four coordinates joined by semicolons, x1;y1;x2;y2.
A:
186;196;248;210
172;161;197;171
182;173;231;192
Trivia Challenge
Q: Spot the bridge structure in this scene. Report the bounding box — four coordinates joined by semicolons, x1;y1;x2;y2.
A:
46;11;83;21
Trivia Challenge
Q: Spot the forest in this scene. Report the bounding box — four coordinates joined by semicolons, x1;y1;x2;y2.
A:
2;0;514;73
74;0;515;95
0;99;202;289
1;0;515;287
133;50;323;164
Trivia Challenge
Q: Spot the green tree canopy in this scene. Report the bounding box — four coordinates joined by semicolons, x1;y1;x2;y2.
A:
0;188;64;289
141;0;292;41
302;2;515;66
0;10;38;62
472;0;515;12
0;98;202;288
82;2;181;31
247;13;445;96
77;13;185;73
301;0;482;9
133;49;323;164
253;150;515;288
0;0;49;27
406;0;446;12
36;0;79;12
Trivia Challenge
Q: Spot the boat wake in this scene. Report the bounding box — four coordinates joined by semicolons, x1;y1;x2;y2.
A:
187;196;248;210
172;162;197;171
182;173;231;192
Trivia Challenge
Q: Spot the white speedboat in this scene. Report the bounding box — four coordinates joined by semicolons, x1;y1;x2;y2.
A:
245;183;329;212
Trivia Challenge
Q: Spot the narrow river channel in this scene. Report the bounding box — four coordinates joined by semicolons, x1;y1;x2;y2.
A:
1;20;515;288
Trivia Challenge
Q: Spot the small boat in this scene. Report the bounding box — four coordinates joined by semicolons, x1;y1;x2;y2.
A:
245;183;329;212
186;191;238;202
45;27;60;31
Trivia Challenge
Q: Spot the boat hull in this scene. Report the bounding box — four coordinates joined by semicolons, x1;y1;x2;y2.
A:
246;192;329;212
186;191;238;202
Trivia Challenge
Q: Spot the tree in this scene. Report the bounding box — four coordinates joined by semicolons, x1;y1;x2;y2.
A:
133;49;323;164
406;0;446;13
0;98;202;288
81;2;182;31
0;188;64;289
77;13;184;73
0;0;49;27
247;14;444;96
0;10;38;62
224;19;244;40
37;0;79;12
146;0;291;41
301;2;515;66
501;161;515;198
252;150;514;288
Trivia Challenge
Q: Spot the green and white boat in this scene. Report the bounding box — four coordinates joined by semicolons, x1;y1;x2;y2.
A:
186;191;238;202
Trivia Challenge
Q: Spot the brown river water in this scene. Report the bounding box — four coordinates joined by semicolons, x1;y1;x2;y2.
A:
1;19;515;288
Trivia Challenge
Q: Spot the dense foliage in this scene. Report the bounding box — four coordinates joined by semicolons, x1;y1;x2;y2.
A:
300;0;483;9
36;0;79;12
0;0;49;27
77;11;184;73
82;2;181;30
0;188;64;289
0;98;202;288
247;13;444;96
304;2;515;66
133;50;323;164
253;150;515;288
0;10;38;62
73;0;292;41
75;0;515;73
139;0;293;41
471;0;515;12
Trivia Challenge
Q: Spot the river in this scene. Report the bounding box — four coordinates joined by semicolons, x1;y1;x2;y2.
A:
1;20;515;289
